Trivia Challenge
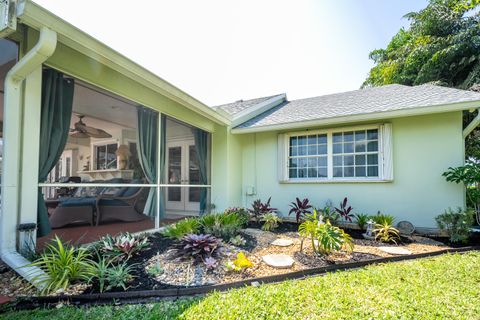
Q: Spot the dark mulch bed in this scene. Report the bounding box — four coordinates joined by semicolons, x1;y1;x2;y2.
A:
428;232;480;248
294;251;380;268
85;232;257;293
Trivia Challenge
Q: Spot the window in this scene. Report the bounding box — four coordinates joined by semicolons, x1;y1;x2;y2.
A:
95;143;118;170
288;134;328;179
332;129;379;178
280;124;392;182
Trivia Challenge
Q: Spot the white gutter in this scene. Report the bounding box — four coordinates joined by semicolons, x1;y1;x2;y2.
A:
463;109;480;139
0;27;57;288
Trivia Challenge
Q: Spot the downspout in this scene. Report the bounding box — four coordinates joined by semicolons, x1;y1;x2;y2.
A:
0;27;57;288
463;109;480;140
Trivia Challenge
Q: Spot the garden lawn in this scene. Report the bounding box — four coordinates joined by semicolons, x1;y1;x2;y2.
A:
3;252;480;320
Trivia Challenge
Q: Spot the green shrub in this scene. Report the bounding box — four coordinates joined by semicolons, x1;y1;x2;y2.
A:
354;213;370;230
199;211;247;241
90;257;111;293
319;206;340;225
435;207;474;243
229;235;246;246
298;209;354;255
261;212;282;231
161;218;201;240
370;212;395;226
29;236;95;294
374;222;400;244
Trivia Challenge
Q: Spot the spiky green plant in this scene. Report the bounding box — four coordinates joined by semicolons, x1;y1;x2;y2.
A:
28;236;95;294
374;222;400;244
161;218;201;240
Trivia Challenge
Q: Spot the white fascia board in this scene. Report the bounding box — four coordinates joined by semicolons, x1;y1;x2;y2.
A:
231;94;286;127
231;100;480;134
16;0;230;126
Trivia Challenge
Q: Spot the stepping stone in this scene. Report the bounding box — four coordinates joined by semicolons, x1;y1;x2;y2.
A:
379;246;412;255
271;239;294;247
262;254;295;268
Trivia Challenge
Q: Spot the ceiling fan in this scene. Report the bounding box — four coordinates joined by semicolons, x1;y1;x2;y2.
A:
70;114;112;139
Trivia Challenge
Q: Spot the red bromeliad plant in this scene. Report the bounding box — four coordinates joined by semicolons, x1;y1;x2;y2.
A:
288;197;312;223
335;197;354;222
248;197;277;222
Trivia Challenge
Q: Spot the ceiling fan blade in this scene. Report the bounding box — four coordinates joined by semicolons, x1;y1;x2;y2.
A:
88;130;112;139
70;131;90;138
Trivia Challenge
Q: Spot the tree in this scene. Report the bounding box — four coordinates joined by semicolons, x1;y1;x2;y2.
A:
363;0;480;158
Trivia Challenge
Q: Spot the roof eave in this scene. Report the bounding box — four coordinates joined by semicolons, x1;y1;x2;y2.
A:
231;100;480;134
16;0;230;125
230;94;286;127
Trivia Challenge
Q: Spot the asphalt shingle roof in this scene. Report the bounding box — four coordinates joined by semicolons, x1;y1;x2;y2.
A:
235;84;480;130
212;94;284;116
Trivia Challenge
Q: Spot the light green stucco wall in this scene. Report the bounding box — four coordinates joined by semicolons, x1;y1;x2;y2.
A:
236;112;465;229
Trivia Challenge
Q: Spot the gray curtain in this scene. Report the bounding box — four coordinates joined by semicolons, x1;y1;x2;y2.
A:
136;106;158;218
38;69;74;237
193;128;208;214
159;115;166;218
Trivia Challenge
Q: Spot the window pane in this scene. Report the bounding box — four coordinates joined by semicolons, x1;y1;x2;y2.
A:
333;167;343;177
344;131;354;142
308;157;317;168
290;136;297;146
308;168;317;178
344;155;354;166
298;146;307;156
318;134;327;144
289;169;297;178
355;155;366;165
299;168;307;178
299;158;307;168
308;135;317;145
344;166;354;177
367;129;378;140
318;144;327;154
289;158;298;168
355;141;366;152
367;166;379;177
344;142;354;153
355;131;366;141
355;166;366;177
290;146;297;156
367;141;378;152
318;156;327;166
333;143;342;154
333;155;343;166
318;167;327;178
298;136;307;145
367;154;378;165
333;133;342;143
308;145;317;155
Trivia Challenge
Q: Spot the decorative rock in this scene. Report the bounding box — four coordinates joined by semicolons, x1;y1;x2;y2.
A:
271;239;294;247
378;246;412;255
251;281;261;287
262;254;295;268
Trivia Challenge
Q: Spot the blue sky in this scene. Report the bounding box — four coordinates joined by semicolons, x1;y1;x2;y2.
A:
35;0;428;105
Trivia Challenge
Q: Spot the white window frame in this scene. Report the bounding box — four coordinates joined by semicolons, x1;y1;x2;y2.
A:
91;139;119;171
278;123;393;183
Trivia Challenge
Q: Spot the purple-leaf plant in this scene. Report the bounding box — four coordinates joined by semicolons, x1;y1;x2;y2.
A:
288;197;312;223
335;197;354;222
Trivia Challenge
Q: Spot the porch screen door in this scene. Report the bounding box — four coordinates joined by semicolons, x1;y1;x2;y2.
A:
166;141;200;214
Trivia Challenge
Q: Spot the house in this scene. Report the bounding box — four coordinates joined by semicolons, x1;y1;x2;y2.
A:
1;0;480;285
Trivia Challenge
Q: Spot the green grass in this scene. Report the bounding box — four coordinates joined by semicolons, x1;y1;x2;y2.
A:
3;252;480;320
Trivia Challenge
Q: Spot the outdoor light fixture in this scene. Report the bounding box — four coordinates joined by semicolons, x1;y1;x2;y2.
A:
365;219;375;237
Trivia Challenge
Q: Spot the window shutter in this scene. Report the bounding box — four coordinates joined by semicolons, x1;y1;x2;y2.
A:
381;123;393;181
277;134;288;182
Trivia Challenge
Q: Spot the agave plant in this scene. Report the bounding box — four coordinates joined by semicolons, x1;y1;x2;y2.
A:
335;197;354;222
289;197;312;223
248;197;277;222
374;222;400;244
